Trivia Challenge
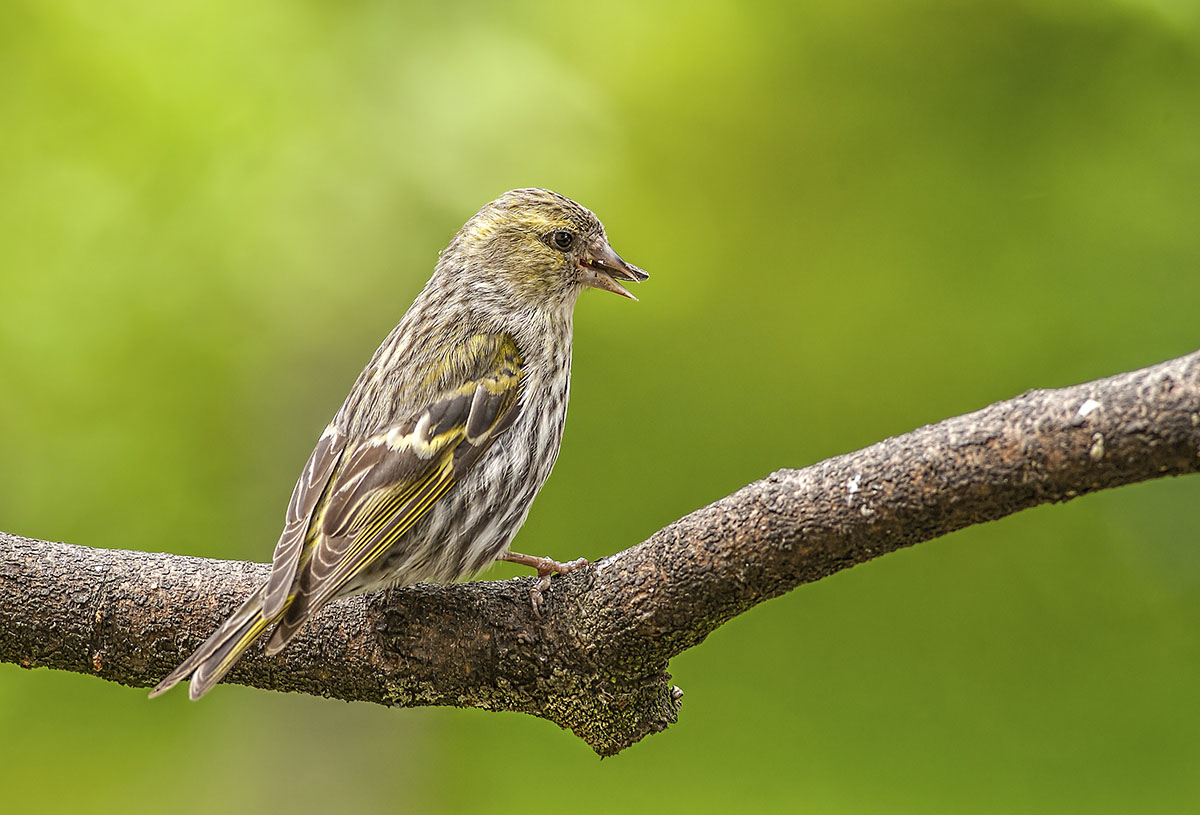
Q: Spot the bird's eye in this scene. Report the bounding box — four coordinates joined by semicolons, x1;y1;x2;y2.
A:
549;230;575;251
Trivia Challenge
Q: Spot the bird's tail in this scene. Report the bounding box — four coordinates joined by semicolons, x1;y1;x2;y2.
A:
149;587;274;700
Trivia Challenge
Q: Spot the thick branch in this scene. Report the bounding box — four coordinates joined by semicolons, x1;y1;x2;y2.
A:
2;350;1198;755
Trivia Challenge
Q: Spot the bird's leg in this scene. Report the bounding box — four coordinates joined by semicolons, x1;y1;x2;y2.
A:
499;551;588;616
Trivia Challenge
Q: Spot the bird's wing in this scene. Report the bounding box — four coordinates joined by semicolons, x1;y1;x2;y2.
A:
262;426;349;619
263;332;523;652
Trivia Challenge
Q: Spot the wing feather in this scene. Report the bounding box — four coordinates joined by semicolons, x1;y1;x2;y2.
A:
262;333;523;654
262;427;348;619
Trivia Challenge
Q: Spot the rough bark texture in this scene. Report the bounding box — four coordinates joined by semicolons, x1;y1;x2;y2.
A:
2;350;1198;755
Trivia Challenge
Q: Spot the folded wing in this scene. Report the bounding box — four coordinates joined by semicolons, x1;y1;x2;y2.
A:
263;333;524;653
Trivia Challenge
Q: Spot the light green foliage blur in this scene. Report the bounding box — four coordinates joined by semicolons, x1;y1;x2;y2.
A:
3;0;1199;812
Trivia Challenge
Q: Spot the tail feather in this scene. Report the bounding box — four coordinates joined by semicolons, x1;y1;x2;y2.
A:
187;614;272;700
263;594;308;656
148;588;271;700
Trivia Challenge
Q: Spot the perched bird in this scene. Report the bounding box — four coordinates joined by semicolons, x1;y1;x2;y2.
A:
150;188;647;700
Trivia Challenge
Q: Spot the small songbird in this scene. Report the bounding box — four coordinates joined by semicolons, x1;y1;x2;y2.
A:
150;188;647;699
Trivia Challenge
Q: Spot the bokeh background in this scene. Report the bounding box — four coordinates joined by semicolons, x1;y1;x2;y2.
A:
3;0;1199;812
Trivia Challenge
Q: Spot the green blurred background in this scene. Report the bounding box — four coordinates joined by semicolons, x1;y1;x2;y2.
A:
3;0;1199;811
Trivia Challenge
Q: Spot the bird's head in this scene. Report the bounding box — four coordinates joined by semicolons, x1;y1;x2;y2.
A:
442;188;648;311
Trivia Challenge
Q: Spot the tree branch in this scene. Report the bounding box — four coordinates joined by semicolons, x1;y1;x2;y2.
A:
2;351;1198;755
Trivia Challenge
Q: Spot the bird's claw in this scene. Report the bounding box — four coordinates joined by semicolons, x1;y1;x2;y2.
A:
529;574;552;617
502;553;588;617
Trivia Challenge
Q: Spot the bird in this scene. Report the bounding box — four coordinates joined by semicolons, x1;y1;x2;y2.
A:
150;188;647;700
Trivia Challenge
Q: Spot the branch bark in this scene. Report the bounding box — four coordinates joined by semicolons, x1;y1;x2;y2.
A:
2;351;1198;755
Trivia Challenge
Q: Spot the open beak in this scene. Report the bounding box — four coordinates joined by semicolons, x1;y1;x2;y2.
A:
579;238;649;301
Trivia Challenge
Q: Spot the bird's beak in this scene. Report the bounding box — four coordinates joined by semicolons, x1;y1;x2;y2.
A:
579;238;649;301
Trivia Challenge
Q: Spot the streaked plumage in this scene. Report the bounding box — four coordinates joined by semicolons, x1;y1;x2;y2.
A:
151;188;646;699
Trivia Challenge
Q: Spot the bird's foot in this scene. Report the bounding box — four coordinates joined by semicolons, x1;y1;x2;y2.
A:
499;551;588;616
